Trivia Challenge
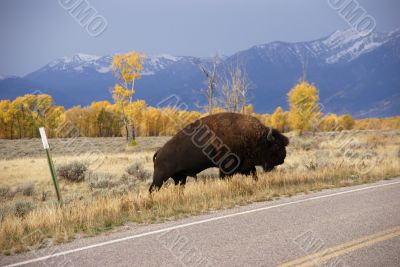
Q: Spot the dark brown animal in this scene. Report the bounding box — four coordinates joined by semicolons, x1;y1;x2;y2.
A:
149;112;289;192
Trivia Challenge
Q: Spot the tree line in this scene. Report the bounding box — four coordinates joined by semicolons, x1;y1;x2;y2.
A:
0;90;398;139
0;51;399;139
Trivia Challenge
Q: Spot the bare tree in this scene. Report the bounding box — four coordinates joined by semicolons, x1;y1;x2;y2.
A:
299;48;308;81
220;63;250;113
194;54;220;114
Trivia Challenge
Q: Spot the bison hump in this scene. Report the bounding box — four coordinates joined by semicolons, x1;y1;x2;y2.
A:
200;113;266;155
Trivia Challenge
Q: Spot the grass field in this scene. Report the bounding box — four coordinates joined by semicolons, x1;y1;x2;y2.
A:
0;130;399;255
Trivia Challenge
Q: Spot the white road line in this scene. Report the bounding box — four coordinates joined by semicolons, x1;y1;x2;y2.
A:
5;179;400;267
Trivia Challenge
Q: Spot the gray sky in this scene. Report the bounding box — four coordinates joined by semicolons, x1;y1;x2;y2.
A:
1;0;399;76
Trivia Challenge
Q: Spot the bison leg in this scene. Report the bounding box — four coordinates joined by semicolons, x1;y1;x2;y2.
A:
219;169;241;179
149;169;167;193
180;176;187;185
149;180;163;193
250;166;258;181
219;169;228;179
239;166;258;180
172;173;187;186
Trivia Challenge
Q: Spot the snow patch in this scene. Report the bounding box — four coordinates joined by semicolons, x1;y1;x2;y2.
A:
96;66;112;73
72;53;101;62
157;54;179;62
74;66;84;72
322;28;390;63
0;75;18;80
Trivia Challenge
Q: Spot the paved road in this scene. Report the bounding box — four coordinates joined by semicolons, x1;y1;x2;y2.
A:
2;178;400;267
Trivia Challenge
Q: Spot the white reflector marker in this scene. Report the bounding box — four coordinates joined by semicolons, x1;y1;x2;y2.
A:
39;127;50;149
39;127;62;203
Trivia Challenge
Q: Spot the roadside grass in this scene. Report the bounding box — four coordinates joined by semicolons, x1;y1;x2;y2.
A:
1;162;399;255
0;130;399;254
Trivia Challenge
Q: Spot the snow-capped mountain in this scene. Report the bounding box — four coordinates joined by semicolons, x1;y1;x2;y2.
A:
42;53;110;73
1;28;399;117
38;53;188;75
249;28;397;65
224;28;400;117
32;27;400;74
0;75;19;80
19;53;200;108
318;28;396;63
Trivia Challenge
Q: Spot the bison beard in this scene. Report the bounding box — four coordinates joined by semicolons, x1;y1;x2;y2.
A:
149;112;289;192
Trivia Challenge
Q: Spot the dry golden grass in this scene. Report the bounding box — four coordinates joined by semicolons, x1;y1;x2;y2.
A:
0;129;399;255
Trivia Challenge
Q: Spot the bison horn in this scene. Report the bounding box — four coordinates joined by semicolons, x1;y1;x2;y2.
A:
267;128;275;142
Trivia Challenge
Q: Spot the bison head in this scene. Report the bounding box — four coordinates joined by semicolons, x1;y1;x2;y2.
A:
263;128;289;172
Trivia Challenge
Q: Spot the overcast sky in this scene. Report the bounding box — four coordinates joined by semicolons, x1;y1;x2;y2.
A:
1;0;399;76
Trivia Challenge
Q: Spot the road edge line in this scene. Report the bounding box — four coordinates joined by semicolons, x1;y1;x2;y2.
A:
5;179;400;267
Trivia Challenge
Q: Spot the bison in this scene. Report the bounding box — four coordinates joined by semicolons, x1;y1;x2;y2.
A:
149;112;289;192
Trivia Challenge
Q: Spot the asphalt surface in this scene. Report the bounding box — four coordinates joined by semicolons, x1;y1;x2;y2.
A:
2;178;400;267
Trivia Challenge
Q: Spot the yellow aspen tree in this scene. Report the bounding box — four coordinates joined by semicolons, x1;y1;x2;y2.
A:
271;106;286;132
287;81;321;134
242;104;254;115
112;51;145;144
112;84;133;140
0;100;11;138
45;106;64;137
126;100;146;135
319;114;339;132
338;114;355;130
90;101;111;137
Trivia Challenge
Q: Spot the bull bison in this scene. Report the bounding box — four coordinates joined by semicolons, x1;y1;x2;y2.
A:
149;112;289;192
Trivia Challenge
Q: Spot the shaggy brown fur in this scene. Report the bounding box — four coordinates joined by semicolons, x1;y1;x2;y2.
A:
149;112;289;192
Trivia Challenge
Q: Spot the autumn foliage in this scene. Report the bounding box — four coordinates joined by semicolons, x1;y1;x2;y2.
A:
1;93;398;140
1;79;399;139
287;81;321;133
0;94;64;139
112;51;146;143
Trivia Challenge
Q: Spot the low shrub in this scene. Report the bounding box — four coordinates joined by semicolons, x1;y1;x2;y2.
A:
0;185;11;199
57;161;88;182
14;200;35;217
119;173;138;191
110;184;130;195
16;182;35;196
86;171;116;189
0;205;14;221
126;162;150;181
300;140;319;151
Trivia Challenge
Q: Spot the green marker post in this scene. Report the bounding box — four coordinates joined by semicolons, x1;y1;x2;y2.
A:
39;127;62;204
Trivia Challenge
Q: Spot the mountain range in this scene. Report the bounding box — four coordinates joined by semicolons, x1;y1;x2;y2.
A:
1;28;399;118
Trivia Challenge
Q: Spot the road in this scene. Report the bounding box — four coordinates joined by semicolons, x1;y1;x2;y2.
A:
2;178;400;267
